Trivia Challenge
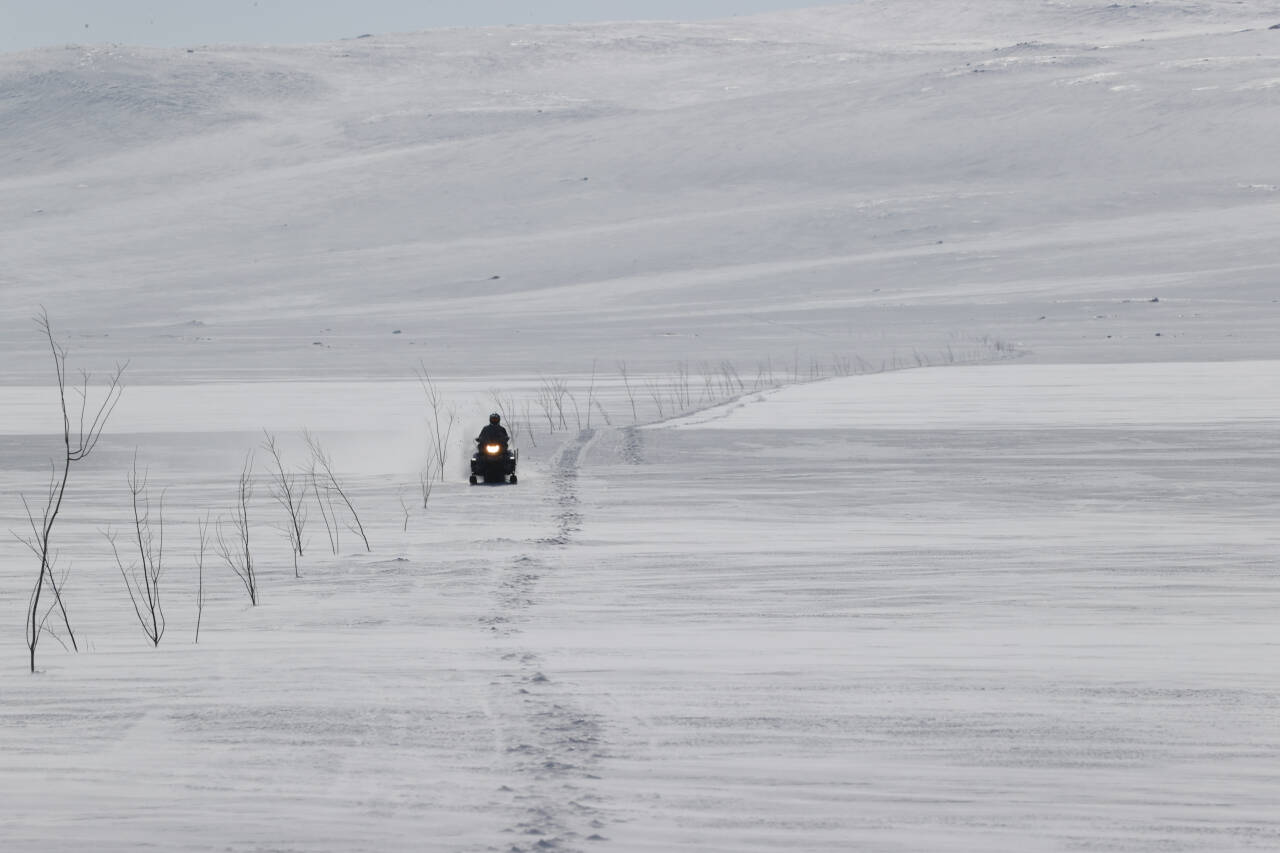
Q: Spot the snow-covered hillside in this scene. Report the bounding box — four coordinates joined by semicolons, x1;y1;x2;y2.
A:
3;0;1280;380
2;3;1279;852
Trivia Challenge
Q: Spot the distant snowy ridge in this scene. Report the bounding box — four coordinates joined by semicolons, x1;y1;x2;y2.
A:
3;0;1279;382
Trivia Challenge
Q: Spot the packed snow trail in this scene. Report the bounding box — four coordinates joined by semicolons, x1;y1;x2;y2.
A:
480;428;608;852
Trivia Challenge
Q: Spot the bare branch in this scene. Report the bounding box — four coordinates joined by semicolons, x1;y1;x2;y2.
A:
215;453;257;605
109;454;166;646
304;431;369;552
617;361;639;424
195;514;209;643
262;431;307;577
23;309;126;671
416;365;457;480
418;461;436;509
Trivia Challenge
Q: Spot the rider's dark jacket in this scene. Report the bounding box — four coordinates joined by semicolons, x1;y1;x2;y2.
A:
478;423;510;445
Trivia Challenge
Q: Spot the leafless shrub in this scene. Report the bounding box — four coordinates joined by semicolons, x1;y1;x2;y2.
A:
310;465;340;554
753;359;776;391
645;379;667;420
520;400;538;447
418;460;436;509
534;383;557;431
973;333;1018;356
617;361;639;424
584;360;598;429
718;361;743;396
416;365;457;480
305;431;370;552
566;387;583;431
699;361;717;403
216;454;257;606
262;431;307;577
537;377;571;431
195;514;209;643
107;455;166;646
19;309;126;672
678;362;696;410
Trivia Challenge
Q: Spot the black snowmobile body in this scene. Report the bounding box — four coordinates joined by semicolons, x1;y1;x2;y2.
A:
470;440;517;485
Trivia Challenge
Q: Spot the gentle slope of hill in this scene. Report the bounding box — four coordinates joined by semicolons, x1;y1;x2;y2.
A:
2;1;1278;380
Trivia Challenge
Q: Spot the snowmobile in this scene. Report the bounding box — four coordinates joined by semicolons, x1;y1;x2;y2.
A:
470;439;517;485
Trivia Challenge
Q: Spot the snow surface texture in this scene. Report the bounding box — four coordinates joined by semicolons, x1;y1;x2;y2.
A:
2;2;1279;851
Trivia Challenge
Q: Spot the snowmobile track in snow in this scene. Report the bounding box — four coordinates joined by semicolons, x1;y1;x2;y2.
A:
619;426;645;465
538;428;594;546
480;428;609;852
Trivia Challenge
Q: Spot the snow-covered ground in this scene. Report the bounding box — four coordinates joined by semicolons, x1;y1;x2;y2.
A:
2;2;1279;851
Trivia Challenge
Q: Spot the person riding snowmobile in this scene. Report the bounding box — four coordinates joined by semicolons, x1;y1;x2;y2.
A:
470;413;517;484
477;413;509;446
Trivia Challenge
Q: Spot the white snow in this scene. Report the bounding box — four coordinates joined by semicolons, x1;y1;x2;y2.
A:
2;2;1280;851
667;361;1280;430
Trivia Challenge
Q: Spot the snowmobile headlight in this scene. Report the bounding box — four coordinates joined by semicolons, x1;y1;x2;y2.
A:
485;443;503;455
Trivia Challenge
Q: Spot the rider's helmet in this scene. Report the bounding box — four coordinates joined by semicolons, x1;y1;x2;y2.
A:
489;413;501;424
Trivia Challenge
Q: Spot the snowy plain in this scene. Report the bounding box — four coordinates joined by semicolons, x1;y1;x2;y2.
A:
2;1;1280;851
